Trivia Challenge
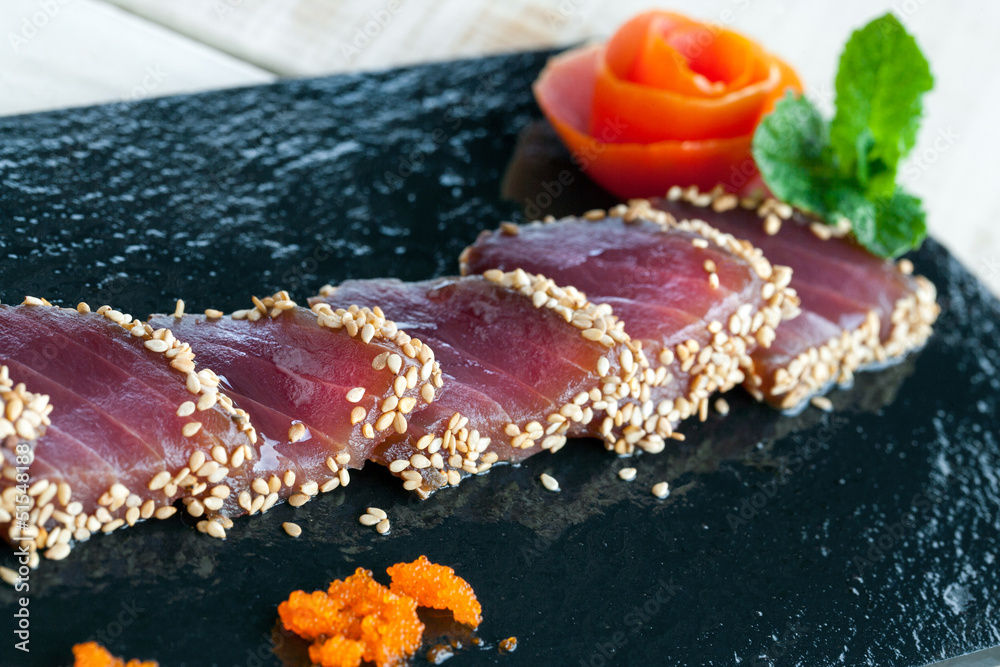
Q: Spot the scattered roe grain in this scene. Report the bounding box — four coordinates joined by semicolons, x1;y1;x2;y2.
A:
387;555;483;628
72;642;158;667
278;557;482;667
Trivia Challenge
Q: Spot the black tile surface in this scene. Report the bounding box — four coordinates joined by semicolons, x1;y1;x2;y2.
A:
0;50;998;667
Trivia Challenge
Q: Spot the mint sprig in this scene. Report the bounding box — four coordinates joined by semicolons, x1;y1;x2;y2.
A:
752;13;933;259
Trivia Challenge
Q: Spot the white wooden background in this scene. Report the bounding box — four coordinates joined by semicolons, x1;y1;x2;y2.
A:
1;0;997;296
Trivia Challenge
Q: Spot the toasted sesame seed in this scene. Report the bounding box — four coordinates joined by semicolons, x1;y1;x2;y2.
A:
810;396;834;412
376;519;390;534
196;392;217;412
359;513;379;526
375;411;395;431
289;493;310;507
0;566;19;585
44;543;72;561
618;467;637;482
345;387;365;403
203;497;224;511
144;339;169;353
262;492;279;513
540;473;560;492
102;518;126;533
283;470;296;487
336;452;351;465
651;482;670;499
366;507;387;520
182;421;202;437
714;398;730;416
387;354;403;374
206;521;226;539
209;445;227;465
283;522;302;537
173;299;185;318
350;406;367;425
288;422;307;443
388;459;409;473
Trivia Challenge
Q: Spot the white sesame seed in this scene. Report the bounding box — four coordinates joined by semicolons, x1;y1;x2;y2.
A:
206;521;226;539
288;422;307;443
652;482;670;499
44;543;72;561
359;513;379;526
144;339;169;353
345;387;365;403
810;395;834;412
376;519;390;534
540;473;560;492
618;467;637;482
0;566;19;586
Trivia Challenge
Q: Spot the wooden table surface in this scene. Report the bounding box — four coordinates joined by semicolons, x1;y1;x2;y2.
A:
1;0;996;296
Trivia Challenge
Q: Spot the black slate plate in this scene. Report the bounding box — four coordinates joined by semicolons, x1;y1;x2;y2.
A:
1;50;999;667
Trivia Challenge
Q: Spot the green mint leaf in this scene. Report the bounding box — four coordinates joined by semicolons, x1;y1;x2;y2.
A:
751;92;839;218
830;13;933;200
849;188;927;258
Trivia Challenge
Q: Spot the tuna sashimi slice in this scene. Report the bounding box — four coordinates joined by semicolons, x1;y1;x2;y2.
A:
0;299;256;564
311;271;649;495
151;292;444;510
459;201;799;441
650;185;939;409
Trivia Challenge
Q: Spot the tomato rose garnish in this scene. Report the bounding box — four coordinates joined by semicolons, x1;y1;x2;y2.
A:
533;10;802;198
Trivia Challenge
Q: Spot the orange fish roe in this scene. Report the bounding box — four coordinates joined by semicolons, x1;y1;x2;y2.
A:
308;636;366;667
278;589;356;641
72;642;158;667
279;568;424;667
387;555;483;628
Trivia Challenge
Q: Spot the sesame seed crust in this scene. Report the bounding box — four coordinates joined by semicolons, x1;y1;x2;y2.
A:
661;185;940;411
162;290;447;509
460;200;800;456
0;299;258;567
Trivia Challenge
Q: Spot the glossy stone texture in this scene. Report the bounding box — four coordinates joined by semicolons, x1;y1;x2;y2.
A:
0;51;998;667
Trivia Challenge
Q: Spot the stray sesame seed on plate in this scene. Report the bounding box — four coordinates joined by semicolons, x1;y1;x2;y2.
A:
540;473;560;492
618;467;637;482
282;522;302;538
652;482;670;499
367;507;387;520
810;396;834;412
714;398;730;416
376;519;390;534
359;513;379;526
